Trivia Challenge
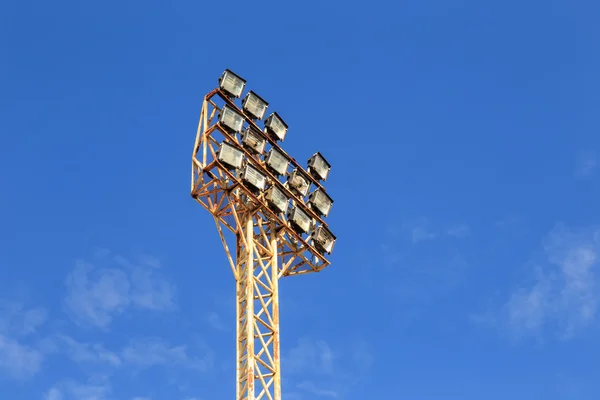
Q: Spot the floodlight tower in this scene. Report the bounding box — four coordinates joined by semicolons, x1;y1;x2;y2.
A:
191;70;336;400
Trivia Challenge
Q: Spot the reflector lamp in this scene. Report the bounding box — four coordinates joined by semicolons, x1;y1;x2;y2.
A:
288;205;312;234
242;127;266;154
218;69;246;98
219;105;245;133
265;148;290;176
266;185;289;214
307;152;331;182
241;164;266;191
242;91;268;120
287;169;310;197
308;189;333;217
264;112;288;141
311;225;336;254
217;142;244;170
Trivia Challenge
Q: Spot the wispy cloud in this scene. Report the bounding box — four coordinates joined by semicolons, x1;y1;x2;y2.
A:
64;251;176;328
45;376;112;400
296;381;339;398
575;151;596;178
206;312;226;331
59;335;213;372
0;334;44;379
476;224;600;340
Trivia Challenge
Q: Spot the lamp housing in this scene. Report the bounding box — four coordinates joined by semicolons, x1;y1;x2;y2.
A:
288;205;312;234
241;163;266;191
287;169;310;197
308;189;333;217
265;148;290;176
242;91;268;120
311;225;336;254
265;185;289;214
218;69;246;98
264;112;288;141
307;152;331;182
219;105;245;133
217;142;244;170
242;127;266;154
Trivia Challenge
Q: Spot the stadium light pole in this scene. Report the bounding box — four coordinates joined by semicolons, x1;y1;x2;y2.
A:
191;69;336;400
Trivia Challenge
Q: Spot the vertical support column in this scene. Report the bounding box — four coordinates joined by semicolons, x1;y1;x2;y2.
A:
271;224;282;400
244;217;256;398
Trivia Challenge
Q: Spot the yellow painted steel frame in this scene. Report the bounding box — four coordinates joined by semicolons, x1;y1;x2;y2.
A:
191;89;332;400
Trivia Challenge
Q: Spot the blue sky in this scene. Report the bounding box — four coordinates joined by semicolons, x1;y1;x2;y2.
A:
1;0;600;399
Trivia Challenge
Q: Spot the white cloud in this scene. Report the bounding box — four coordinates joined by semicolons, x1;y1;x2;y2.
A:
58;335;121;367
64;251;176;328
284;338;334;375
296;381;339;398
0;334;44;379
45;387;63;400
499;225;599;339
575;152;596;178
207;312;226;331
47;378;111;400
0;302;47;336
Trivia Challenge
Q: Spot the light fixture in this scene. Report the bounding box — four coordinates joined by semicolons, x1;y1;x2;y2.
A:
308;189;333;217
311;225;336;254
265;185;289;214
287;169;310;197
219;105;245;133
241;163;266;191
264;112;288;141
307;152;331;182
218;69;246;98
288;205;312;234
265;148;290;176
242;127;266;154
242;91;268;120
217;142;244;170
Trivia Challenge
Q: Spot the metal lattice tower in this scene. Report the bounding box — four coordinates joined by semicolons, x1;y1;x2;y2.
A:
191;71;336;400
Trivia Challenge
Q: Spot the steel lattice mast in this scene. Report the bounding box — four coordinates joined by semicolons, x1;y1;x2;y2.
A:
191;70;336;400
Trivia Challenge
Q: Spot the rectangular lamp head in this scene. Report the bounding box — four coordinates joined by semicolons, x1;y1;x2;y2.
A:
218;69;246;98
219;105;245;133
308;189;333;217
241;164;266;191
217;142;244;170
242;127;266;154
307;152;331;182
311;225;336;254
242;91;269;120
265;148;290;176
264;112;288;142
287;169;310;197
266;185;289;214
288;205;312;234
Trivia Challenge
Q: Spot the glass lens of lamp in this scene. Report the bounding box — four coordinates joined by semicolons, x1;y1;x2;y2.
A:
242;128;266;154
290;206;311;233
218;142;244;169
266;114;287;141
312;154;330;181
242;165;266;190
313;226;335;253
220;106;244;133
267;186;289;213
243;92;268;120
310;189;332;217
266;149;289;176
289;170;310;197
220;70;245;98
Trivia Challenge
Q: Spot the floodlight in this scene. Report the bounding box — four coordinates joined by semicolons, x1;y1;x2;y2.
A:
242;91;268;120
219;105;245;133
287;169;310;197
264;112;288;141
265;148;290;176
288;205;312;234
311;225;336;254
242;127;266;154
266;185;289;214
308;189;333;217
217;142;244;170
307;152;331;182
241;164;266;191
218;69;246;98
